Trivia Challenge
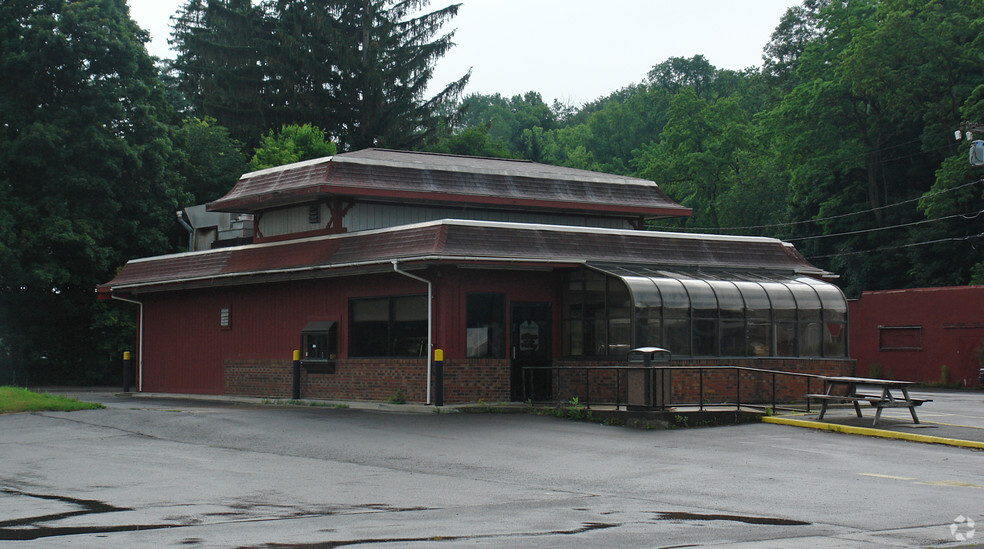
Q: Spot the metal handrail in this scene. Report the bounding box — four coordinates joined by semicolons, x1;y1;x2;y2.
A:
522;365;822;414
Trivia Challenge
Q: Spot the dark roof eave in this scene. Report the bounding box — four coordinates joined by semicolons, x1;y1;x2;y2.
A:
207;185;692;218
101;256;586;295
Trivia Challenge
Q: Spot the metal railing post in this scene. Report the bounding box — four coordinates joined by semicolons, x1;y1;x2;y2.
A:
699;368;704;411
585;367;590;409
772;372;777;414
615;368;621;411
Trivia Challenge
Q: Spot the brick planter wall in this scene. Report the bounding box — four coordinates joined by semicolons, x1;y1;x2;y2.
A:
224;357;510;404
549;358;855;406
225;356;854;406
442;358;511;404
224;359;293;398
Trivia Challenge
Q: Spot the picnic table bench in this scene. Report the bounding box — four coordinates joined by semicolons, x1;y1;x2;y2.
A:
806;376;931;426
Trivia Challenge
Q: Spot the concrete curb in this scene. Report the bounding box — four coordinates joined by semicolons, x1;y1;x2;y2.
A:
120;392;458;414
762;416;984;450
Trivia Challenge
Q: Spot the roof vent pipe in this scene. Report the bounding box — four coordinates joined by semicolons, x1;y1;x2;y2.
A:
177;210;194;252
392;260;433;405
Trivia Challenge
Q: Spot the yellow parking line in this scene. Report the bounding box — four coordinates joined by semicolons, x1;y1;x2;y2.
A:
859;473;916;481
762;416;984;449
917;480;984;489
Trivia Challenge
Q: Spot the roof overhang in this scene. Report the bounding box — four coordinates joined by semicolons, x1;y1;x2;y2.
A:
97;219;832;297
206;149;692;220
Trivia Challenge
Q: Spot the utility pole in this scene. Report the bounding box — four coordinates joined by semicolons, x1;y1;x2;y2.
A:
955;122;984;167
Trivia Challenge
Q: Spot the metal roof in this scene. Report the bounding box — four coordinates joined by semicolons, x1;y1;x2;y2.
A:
97;220;829;295
207;148;692;219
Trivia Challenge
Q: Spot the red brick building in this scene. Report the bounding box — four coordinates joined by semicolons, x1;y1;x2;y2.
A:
98;149;853;404
850;286;984;386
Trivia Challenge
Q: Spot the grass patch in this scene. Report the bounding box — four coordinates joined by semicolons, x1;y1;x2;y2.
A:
0;386;104;413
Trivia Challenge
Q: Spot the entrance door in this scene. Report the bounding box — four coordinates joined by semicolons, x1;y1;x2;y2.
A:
511;302;552;401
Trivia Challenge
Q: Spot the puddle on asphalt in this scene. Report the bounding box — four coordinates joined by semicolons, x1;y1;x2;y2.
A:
0;488;173;541
243;521;619;548
655;511;810;526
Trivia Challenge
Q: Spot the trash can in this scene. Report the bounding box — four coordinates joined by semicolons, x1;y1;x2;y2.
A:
626;347;671;409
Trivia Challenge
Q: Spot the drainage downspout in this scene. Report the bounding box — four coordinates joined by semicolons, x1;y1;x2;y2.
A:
392;260;433;405
110;294;144;392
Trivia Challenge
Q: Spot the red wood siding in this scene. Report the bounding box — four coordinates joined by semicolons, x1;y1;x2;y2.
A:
849;286;984;386
139;273;427;394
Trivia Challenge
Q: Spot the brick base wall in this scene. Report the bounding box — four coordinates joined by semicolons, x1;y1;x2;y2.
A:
549;358;855;406
224;357;510;404
442;358;511;403
224;357;854;406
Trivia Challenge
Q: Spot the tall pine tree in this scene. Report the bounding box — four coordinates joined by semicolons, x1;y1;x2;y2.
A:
170;0;469;150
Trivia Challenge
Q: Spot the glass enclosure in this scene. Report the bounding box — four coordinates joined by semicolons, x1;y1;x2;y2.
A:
562;266;848;359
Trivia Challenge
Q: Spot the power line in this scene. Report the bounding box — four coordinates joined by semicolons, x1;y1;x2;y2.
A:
660;177;984;233
787;209;984;242
805;232;984;260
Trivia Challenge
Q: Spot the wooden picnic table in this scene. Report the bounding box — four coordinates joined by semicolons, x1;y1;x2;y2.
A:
807;376;931;426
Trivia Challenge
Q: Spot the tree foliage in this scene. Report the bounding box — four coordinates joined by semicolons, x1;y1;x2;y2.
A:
0;0;181;384
249;124;338;171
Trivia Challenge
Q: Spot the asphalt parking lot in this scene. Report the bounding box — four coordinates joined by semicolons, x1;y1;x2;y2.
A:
2;390;984;548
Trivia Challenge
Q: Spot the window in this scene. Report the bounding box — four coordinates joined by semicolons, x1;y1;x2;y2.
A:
301;321;337;361
878;326;922;350
466;293;505;358
220;307;231;329
350;295;427;357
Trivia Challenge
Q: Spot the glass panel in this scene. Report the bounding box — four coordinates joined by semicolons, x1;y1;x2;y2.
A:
775;322;796;356
734;281;770;312
564;320;583;356
824;322;847;357
679;278;717;310
707;280;743;312
625;276;661;323
466;293;505;358
392;295;427;357
636;317;661;349
563;271;584;320
590;318;607;356
350;298;389;357
800;277;848;323
720;318;745;356
608;318;632;357
653;277;689;311
353;297;388;322
762;282;796;325
393;295;426;321
607;276;632;318
583;270;606;319
663;317;691;356
747;322;772;356
693;315;717;356
787;280;822;315
799;321;822;357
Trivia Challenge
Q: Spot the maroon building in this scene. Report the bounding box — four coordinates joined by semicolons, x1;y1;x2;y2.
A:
98;149;853;404
850;286;984;386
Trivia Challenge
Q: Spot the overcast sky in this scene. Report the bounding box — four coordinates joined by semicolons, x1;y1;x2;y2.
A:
129;0;800;105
